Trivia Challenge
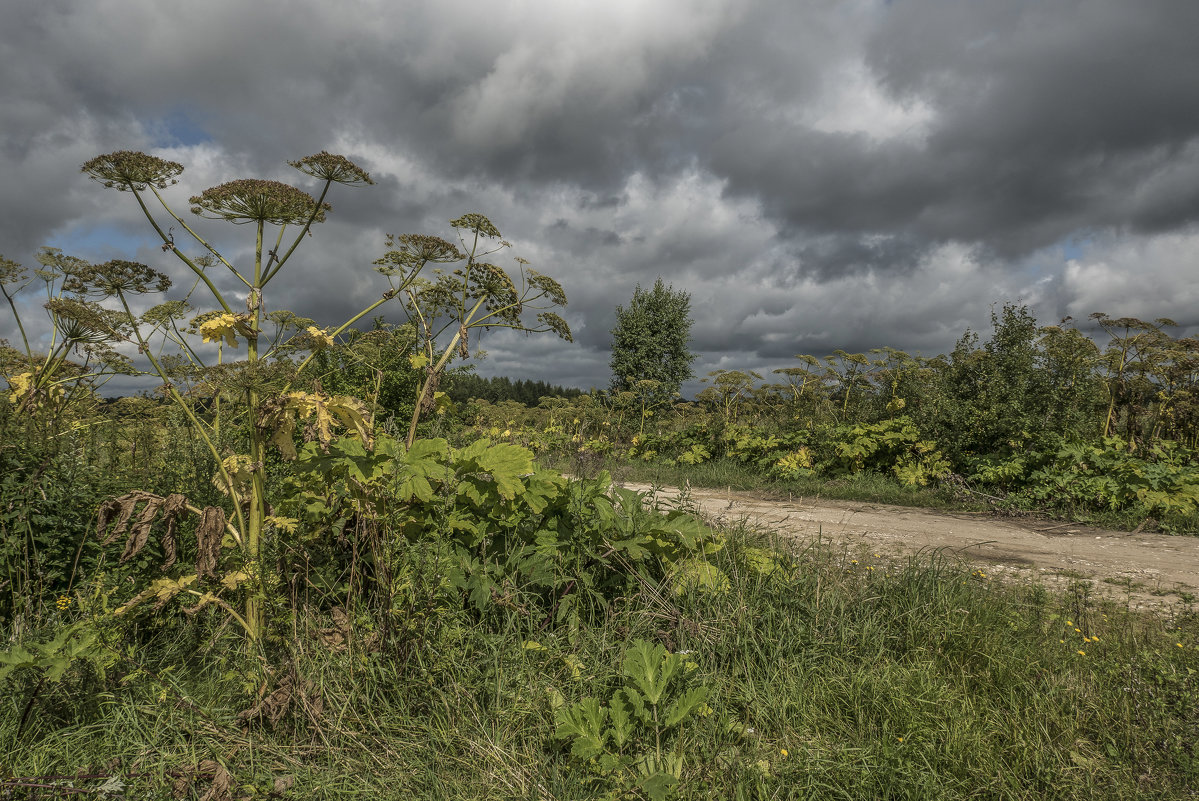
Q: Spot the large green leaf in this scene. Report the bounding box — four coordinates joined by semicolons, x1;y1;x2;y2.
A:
554;697;608;760
397;437;451;502
664;686;710;727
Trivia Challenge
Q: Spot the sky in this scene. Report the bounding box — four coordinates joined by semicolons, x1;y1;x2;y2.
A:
2;0;1198;396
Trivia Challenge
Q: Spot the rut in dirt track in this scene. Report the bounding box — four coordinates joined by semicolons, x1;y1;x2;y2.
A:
620;481;1199;613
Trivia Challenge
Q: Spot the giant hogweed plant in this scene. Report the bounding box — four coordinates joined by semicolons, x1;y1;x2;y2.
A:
1;251;141;432
373;214;572;447
4;150;571;644
276;432;724;627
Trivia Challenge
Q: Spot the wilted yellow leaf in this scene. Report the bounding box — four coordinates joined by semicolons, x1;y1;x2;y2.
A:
305;325;334;349
199;314;241;349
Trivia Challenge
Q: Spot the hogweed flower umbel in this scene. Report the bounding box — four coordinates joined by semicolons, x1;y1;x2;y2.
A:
288;151;374;186
189;179;329;226
82;151;184;191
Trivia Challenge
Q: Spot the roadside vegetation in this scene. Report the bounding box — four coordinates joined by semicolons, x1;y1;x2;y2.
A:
467;305;1199;534
1;150;1196;798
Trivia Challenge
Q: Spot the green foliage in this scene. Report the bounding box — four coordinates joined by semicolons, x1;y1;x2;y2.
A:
278;434;724;623
610;279;696;407
0;622;104;683
555;639;712;799
828;417;951;487
675;443;711;466
306;321;422;424
970;435;1199;526
445;372;585;405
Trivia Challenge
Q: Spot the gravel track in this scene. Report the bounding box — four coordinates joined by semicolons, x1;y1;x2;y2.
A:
620;481;1199;613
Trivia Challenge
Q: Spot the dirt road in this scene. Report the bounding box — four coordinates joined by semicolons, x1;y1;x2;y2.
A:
620;481;1199;613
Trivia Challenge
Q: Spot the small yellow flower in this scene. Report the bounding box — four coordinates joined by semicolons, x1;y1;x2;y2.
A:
1077;650;1086;656
1066;620;1073;626
1179;643;1184;648
897;737;904;743
1090;635;1099;641
780;749;788;757
56;595;72;611
1074;628;1082;633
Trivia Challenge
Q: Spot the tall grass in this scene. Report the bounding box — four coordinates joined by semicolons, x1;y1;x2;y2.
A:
3;519;1195;799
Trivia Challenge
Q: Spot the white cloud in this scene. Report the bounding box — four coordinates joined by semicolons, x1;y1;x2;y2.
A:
1062;230;1199;325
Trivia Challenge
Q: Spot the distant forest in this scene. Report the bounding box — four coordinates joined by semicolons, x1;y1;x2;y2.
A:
445;373;586;405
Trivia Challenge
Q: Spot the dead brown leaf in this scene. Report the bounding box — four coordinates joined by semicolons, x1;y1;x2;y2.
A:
161;492;188;569
236;674;294;729
318;606;352;652
196;506;226;579
196;760;233;801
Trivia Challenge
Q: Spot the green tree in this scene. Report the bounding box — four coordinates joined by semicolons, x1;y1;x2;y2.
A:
609;278;696;407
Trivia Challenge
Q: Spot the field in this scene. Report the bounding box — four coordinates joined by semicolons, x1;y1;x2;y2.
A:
2;405;1198;798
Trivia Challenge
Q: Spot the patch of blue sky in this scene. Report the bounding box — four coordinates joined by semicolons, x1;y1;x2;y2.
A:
1059;234;1092;262
1013;235;1093;284
47;223;146;260
148;109;212;148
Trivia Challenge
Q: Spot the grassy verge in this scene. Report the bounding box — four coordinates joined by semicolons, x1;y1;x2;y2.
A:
3;520;1196;799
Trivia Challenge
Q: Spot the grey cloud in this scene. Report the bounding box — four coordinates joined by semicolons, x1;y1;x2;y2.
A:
4;0;1199;397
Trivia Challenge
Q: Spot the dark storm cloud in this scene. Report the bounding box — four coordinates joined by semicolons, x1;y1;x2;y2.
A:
863;0;1199;249
3;0;1199;394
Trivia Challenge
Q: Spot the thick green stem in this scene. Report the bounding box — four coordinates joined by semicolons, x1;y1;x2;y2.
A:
262;179;333;286
133;188;238;310
0;284;33;359
241;221;268;641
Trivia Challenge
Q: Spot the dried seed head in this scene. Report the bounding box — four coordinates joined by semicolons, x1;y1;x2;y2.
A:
450;213;501;239
527;268;567;306
0;255;26;285
60;259;171;297
288;151;374;186
82;151;184;191
537;311;573;342
373;233;465;274
45;297;131;343
190;179;330;225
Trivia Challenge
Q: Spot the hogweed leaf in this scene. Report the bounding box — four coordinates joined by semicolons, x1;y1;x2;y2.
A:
663;686;710;728
554;697;607;760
